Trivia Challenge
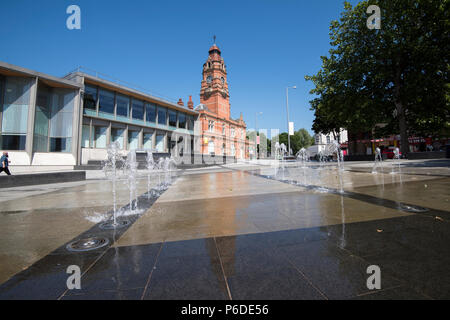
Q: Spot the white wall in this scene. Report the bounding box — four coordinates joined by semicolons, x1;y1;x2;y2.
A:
32;153;76;166
3;151;30;165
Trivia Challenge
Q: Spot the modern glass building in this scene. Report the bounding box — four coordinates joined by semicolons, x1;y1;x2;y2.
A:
0;61;198;167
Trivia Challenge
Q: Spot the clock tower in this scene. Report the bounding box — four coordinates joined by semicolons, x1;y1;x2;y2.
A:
196;41;248;159
200;44;230;120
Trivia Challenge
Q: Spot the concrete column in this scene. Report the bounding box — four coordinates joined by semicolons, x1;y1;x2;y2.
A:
89;118;93;148
138;128;143;149
124;125;129;151
25;77;38;164
152;131;156;150
72;88;82;165
164;132;168;153
106;122;112;147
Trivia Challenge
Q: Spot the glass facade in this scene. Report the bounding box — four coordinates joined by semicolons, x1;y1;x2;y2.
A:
146;103;156;123
178;113;186;129
144;132;153;149
81;125;91;148
111;128;124;149
49;89;74;152
32;85;75;153
98;89;115;115
187;116;193;131
82;84;194;134
168;110;177;127
33;84;51;152
128;131;139;150
1;77;31;150
132;99;144;120
0;72;197;163
156;134;164;152
95;126;107;148
157;107;167;126
83;85;97;112
116;93;129;118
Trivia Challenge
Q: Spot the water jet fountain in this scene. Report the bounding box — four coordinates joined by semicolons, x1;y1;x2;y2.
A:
99;142;131;230
372;147;383;174
146;151;155;199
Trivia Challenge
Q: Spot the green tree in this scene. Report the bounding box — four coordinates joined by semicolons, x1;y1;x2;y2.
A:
273;129;314;155
306;0;450;155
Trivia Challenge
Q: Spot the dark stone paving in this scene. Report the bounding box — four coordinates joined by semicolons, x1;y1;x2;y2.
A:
246;168;450;222
1;213;448;300
0;168;449;300
0;174;179;300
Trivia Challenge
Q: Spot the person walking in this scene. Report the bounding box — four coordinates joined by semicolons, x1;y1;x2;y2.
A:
0;152;11;175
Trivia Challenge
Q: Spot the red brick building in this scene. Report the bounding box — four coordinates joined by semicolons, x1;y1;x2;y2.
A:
194;44;248;159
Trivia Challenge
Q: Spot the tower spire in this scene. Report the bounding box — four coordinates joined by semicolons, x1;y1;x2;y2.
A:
213;35;216;45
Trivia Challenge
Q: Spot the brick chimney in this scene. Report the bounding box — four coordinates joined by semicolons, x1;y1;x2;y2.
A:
188;96;194;110
177;98;184;106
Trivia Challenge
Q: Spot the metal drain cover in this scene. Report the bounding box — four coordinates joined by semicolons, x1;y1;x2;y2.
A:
66;237;110;252
399;203;429;213
99;219;130;230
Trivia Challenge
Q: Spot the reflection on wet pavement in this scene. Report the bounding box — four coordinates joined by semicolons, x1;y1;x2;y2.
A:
0;162;449;299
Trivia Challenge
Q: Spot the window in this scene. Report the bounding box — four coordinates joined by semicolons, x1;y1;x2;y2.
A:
157;107;167;125
83;85;97;111
98;89;115;114
326;136;330;144
315;135;320;144
1;135;26;151
222;124;225;135
1;77;31;150
187;116;194;130
207;76;212;83
156;134;164;152
111;128;124;149
128;131;139;150
116;94;129;118
131;99;144;120
95;126;107;148
33;85;51;152
144;133;153;149
146;103;156;123
49;89;75;152
178;113;186;129
81;125;90;148
231;127;235;137
168;110;177;127
208;141;215;154
231;144;236;156
208;120;214;132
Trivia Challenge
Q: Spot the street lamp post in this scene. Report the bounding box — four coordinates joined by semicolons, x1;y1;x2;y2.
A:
255;111;262;159
286;86;296;156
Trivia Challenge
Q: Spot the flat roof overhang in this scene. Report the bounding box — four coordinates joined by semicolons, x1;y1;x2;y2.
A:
0;61;82;90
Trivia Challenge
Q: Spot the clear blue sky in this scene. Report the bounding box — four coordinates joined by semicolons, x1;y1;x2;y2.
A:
0;0;359;136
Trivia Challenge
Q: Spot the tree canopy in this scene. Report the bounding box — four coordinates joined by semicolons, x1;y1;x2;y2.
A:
274;129;315;155
306;0;449;155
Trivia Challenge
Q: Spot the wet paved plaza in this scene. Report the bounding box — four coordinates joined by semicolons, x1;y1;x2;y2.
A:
0;160;449;300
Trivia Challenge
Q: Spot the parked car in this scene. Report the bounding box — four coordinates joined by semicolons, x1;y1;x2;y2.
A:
382;146;402;159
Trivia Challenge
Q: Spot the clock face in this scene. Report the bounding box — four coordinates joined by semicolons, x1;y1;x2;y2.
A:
207;76;212;84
